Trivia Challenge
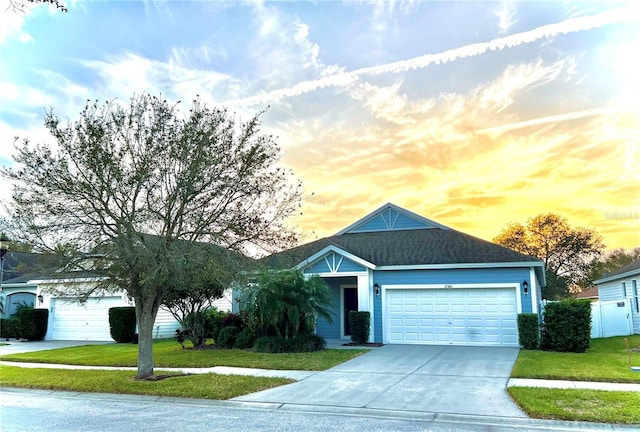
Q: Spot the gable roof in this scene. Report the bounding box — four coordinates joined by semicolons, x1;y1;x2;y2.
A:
593;259;640;285
335;202;449;235
262;228;542;270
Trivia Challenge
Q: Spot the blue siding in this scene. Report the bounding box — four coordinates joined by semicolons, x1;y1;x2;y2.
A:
371;267;533;343
303;252;365;274
314;278;347;339
348;208;431;233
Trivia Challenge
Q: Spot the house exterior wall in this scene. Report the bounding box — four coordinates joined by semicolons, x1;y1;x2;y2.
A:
597;275;640;334
314;277;354;339
371;267;534;343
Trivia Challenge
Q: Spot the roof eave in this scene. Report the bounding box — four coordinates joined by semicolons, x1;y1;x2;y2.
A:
593;269;640;285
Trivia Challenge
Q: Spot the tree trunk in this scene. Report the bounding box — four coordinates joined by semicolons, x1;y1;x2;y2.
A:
135;296;161;379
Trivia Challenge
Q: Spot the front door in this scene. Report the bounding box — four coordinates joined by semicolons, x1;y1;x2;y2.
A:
343;286;358;337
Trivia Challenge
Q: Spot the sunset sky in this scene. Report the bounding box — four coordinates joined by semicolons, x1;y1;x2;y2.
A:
1;1;638;250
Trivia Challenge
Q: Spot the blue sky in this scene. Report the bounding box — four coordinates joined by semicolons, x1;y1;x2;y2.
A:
1;0;638;249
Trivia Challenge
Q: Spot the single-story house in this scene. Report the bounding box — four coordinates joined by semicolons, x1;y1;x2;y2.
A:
260;203;546;347
593;260;640;335
1;251;232;341
575;286;599;302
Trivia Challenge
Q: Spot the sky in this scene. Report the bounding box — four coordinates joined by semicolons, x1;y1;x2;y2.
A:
0;0;638;251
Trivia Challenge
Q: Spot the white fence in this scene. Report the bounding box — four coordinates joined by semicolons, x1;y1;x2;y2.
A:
591;300;633;339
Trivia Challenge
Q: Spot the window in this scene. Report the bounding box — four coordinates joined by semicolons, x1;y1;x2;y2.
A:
633;280;639;313
622;281;627;297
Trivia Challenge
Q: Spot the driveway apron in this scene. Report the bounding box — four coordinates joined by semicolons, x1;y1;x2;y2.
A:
233;345;526;418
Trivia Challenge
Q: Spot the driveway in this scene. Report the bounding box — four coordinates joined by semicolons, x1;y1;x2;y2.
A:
0;340;112;355
233;344;526;418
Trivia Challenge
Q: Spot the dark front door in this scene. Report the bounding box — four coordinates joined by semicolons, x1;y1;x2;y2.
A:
343;287;358;336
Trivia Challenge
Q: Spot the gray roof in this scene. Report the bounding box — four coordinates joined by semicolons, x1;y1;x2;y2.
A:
594;259;640;284
262;228;542;269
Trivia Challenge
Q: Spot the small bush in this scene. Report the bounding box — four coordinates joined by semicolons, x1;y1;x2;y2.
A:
541;299;591;353
517;313;540;350
348;311;370;344
16;308;48;341
0;318;20;340
233;327;256;349
252;334;326;353
217;325;240;348
108;307;137;343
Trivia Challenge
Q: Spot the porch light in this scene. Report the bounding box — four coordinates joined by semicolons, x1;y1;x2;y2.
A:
374;283;380;296
38;294;44;305
522;280;529;295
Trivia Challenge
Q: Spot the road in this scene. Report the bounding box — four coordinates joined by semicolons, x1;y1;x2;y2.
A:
0;388;634;432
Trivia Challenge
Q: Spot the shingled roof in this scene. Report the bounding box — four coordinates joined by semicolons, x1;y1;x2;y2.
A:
594;259;640;284
262;228;541;269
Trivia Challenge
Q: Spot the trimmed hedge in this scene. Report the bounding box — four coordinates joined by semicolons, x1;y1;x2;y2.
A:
541;299;591;353
517;313;540;350
217;325;240;348
17;308;49;341
0;318;20;340
233;327;256;349
108;307;137;343
252;334;326;353
348;311;370;344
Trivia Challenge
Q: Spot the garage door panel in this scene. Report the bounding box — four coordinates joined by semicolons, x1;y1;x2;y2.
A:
386;288;518;347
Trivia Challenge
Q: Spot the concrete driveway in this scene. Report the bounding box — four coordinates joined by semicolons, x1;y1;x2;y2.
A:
0;340;112;355
233;344;526;418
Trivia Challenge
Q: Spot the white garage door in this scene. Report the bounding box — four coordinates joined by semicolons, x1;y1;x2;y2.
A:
386;288;518;346
51;297;126;341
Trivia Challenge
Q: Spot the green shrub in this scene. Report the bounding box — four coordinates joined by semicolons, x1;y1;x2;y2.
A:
517;313;540;349
252;334;326;353
16;308;48;341
541;299;591;353
0;318;20;340
108;307;137;343
233;327;256;349
217;325;240;348
348;311;370;344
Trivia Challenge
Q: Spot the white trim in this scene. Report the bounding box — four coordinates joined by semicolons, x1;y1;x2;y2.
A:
594;269;640;285
334;202;450;235
381;283;521;345
529;267;538;313
296;245;375;271
308;271;368;278
340;284;358;339
375;262;544;271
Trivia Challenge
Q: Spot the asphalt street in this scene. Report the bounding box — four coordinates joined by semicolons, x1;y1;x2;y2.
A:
1;388;636;432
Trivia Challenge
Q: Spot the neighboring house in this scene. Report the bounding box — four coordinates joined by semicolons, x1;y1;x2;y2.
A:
575;286;599;302
593;260;640;335
260;203;546;347
1;252;233;341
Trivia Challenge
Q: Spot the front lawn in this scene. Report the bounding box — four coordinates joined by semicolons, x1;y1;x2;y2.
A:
509;336;640;424
0;339;366;370
508;387;640;424
511;336;640;383
0;365;292;400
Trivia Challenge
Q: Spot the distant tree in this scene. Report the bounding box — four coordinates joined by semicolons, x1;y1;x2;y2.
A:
493;214;604;299
1;94;302;379
583;247;640;287
6;0;67;13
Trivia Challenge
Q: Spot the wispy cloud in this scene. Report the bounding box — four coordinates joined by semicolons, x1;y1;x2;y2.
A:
224;7;638;107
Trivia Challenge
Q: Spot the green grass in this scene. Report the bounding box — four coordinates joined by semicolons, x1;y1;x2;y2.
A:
508;387;640;424
512;336;640;383
0;365;292;400
0;339;366;370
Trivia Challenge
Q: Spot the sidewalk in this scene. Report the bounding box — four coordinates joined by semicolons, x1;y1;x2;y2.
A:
2;360;639;391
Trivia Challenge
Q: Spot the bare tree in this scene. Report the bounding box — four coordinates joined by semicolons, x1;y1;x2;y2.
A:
6;0;67;13
2;94;302;378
